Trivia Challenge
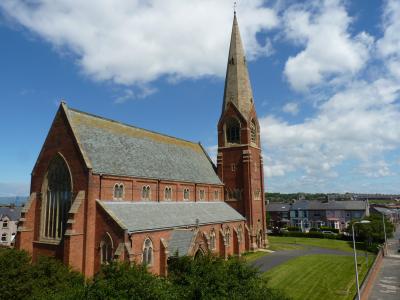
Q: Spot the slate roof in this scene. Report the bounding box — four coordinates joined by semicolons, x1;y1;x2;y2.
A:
168;229;196;257
291;200;367;211
0;206;22;221
97;201;245;233
266;202;290;212
64;104;222;185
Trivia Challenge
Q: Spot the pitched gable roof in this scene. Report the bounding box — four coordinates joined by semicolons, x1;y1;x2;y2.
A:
97;201;245;233
62;103;222;185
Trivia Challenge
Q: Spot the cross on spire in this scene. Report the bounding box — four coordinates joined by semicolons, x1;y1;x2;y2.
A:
234;1;237;15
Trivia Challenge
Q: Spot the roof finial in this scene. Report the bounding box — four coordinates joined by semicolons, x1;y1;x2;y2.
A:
234;1;237;15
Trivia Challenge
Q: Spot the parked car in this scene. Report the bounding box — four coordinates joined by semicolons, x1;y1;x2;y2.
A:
322;231;335;235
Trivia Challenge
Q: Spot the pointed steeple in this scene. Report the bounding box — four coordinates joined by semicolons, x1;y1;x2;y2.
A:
222;13;254;119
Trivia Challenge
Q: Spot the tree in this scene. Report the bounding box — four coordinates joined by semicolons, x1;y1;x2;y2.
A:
348;214;394;244
86;262;178;300
168;253;289;300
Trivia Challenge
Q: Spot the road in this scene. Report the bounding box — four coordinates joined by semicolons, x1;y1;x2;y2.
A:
368;225;400;300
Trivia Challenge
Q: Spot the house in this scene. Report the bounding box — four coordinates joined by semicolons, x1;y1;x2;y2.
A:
266;202;290;229
0;205;22;247
16;13;267;277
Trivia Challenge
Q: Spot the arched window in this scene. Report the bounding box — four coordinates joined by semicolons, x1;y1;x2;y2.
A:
113;184;124;200
214;190;219;201
42;155;72;240
1;233;7;242
224;227;231;246
225;118;240;144
100;233;113;264
183;188;190;201
142;238;153;266
199;189;205;201
142;185;151;201
209;229;216;250
250;119;257;144
164;187;172;201
237;225;243;243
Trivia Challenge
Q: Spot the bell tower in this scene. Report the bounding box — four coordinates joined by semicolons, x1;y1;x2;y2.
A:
217;13;267;249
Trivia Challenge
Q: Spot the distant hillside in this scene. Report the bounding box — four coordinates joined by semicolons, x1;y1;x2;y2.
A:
0;196;28;206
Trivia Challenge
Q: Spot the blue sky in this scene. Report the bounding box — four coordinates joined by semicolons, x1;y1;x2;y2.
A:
0;0;399;196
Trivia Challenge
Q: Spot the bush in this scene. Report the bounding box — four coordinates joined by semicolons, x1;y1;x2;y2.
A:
287;226;301;232
320;226;339;234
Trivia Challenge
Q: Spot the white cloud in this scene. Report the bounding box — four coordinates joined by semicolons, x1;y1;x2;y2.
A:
0;0;278;86
282;102;299;115
377;0;400;80
357;160;394;178
260;78;400;180
283;0;373;91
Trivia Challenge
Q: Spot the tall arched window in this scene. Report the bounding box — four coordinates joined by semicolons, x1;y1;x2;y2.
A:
250;119;257;144
142;185;151;201
237;225;243;243
225;118;240;144
224;227;231;246
113;183;124;200
209;229;216;250
164;187;172;201
142;238;153;266
214;190;219;201
42;155;72;240
199;189;205;201
100;233;113;264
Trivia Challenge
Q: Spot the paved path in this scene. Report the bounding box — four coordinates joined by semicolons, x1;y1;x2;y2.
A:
368;225;400;300
251;244;352;273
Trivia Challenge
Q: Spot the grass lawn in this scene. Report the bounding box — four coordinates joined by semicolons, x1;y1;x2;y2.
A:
268;242;304;251
268;236;357;252
263;254;374;300
242;251;269;263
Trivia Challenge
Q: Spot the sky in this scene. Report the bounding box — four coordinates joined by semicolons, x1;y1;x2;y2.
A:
0;0;399;196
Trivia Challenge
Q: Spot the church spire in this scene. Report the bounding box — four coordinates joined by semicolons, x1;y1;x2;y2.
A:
222;13;254;119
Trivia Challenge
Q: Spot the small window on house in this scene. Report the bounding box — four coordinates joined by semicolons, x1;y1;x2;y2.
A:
226;118;240;144
199;189;205;201
2;220;8;228
164;187;172;201
142;238;153;266
183;188;190;201
214;190;219;201
100;233;113;265
1;233;7;242
142;185;151;201
113;184;124;200
250;120;257;144
209;229;216;250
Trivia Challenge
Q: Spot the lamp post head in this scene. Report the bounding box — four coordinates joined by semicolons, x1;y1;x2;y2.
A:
359;220;371;224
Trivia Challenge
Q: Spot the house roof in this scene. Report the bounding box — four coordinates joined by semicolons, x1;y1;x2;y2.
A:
266;202;290;212
0;206;22;221
97;201;245;233
291;200;367;211
63;104;222;185
168;229;196;257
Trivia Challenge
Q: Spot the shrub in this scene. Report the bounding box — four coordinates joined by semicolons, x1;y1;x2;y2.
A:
287;226;301;232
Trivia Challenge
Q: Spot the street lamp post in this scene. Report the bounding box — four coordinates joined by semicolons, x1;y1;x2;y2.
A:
382;213;387;255
352;220;371;300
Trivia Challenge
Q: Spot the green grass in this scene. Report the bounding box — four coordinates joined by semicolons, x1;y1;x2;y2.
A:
263;254;374;300
268;242;304;251
268;236;357;252
242;251;269;263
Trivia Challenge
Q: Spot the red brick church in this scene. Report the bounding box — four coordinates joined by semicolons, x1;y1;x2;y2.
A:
16;14;267;277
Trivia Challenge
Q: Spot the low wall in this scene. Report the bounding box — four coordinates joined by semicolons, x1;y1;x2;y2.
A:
358;245;385;300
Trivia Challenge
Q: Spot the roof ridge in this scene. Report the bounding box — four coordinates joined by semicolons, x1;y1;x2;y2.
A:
68;107;200;146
